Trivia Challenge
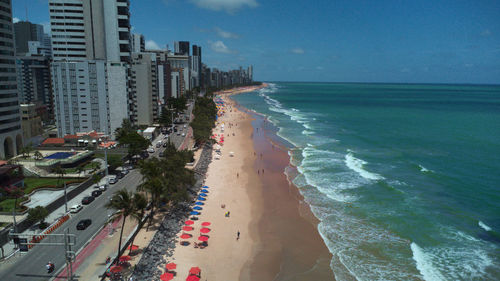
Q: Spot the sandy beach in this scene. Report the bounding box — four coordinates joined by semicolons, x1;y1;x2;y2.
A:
161;84;333;281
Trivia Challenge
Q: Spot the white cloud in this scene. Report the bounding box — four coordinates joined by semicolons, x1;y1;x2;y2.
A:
13;17;20;23
190;0;258;13
215;27;239;39
291;48;305;54
209;40;232;54
481;29;491;37
145;40;161;50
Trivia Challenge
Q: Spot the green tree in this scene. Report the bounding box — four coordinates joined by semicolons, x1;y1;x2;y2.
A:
120;132;150;159
27;206;49;228
33;151;43;161
166;96;187;116
77;165;85;178
127;192;147;254
115;119;134;142
159;108;173;128
105;189;144;261
52;165;66;188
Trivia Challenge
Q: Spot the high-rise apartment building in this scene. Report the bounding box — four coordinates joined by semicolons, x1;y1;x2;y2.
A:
132;33;145;53
49;0;131;62
13;21;45;55
49;0;131;137
174;41;189;56
130;53;158;126
0;0;23;159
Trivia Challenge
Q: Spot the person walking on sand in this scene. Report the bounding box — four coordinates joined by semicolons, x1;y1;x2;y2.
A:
237;231;240;240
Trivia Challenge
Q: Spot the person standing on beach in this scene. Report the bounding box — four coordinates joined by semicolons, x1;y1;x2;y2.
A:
237;231;240;240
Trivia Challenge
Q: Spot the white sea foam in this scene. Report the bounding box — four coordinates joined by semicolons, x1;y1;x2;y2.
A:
344;152;384;180
479;221;492;232
419;164;433;173
411;243;446;281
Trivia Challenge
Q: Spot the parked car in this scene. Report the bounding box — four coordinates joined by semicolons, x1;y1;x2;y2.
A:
120;169;129;175
147;147;155;153
109;177;118;184
159;151;165;157
76;219;92;230
70;204;82;213
156;142;162;148
81;196;95;205
163;142;168;147
183;124;187;128
182;133;186;137
99;184;107;191
91;190;102;197
177;131;181;135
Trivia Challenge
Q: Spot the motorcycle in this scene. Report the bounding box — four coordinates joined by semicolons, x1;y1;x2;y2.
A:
46;262;55;273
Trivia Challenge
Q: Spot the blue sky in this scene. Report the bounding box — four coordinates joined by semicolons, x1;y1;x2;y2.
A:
13;0;500;84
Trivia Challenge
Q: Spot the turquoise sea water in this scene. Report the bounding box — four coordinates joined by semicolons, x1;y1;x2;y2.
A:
232;83;500;281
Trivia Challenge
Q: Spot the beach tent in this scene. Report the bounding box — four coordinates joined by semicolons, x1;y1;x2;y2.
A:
182;226;193;231
189;267;202;276
119;255;131;262
197;197;206;201
180;234;192;239
165;263;177;270
199;193;207;197
203;186;209;189
161;272;174;281
201;189;209;193
186;275;200;281
185;220;195;225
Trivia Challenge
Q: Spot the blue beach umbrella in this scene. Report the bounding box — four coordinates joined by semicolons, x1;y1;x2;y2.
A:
195;202;204;205
203;186;209;189
201;189;209;193
199;193;207;197
190;211;200;215
193;206;202;210
197;197;206;201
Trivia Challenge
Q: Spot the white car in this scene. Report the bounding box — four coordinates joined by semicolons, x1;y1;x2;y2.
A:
109;177;118;184
70;204;82;213
182;133;186;137
147;147;155;153
183;124;187;128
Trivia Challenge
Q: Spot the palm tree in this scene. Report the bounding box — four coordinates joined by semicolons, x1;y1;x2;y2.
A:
127;192;147;255
33;151;43;161
52;165;66;188
105;189;143;262
76;165;85;178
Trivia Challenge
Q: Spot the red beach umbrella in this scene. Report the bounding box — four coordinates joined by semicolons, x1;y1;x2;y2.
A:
201;222;211;226
198;236;209;242
119;255;131;262
127;244;139;251
161;272;174;281
185;220;194;225
165;262;177;270
189;266;201;275
182;226;193;231
200;228;210;233
186;276;200;281
180;233;192;239
109;266;122;273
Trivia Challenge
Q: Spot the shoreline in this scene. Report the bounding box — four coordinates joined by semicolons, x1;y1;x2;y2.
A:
229;92;334;280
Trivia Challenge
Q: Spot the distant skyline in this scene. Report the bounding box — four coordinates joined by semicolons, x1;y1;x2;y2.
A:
13;0;500;84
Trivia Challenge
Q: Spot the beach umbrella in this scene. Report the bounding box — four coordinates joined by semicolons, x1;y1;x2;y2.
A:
186;276;200;281
197;197;206;201
185;220;194;225
182;226;193;231
190;211;200;215
165;262;177;270
200;228;211;234
161;272;174;281
200;189;208;193
189;266;201;275
193;206;202;210
180;233;192;239
127;244;139;251
199;193;207;197
110;266;122;273
198;236;209;242
203;186;209;189
195;202;204;205
201;222;211;226
119;255;131;262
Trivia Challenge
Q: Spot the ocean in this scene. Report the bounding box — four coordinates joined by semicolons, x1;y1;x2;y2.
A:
231;82;500;281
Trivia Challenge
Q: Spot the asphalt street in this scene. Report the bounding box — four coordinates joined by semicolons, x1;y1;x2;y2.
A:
0;102;194;281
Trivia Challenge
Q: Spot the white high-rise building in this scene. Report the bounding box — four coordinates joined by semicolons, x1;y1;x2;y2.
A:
49;0;131;137
130;53;158;126
132;33;145;53
0;0;23;159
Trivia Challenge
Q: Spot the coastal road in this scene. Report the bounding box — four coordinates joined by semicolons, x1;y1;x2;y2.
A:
0;170;143;281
